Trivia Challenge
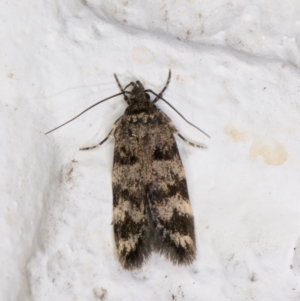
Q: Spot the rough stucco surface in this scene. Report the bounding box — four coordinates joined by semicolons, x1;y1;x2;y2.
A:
1;1;300;300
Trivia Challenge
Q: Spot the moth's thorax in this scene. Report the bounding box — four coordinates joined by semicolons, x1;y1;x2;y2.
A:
125;100;156;116
125;82;156;116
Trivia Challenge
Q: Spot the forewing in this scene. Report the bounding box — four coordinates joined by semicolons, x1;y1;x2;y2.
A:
146;112;196;265
112;118;151;270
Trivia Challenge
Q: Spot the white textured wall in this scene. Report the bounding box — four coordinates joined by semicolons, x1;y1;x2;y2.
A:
1;1;300;300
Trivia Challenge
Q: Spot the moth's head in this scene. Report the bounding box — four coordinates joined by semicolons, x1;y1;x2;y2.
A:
129;81;151;104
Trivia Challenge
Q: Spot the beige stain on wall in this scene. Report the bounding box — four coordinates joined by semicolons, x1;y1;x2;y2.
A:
131;45;155;65
175;74;197;83
224;125;288;166
249;139;288;166
224;125;248;142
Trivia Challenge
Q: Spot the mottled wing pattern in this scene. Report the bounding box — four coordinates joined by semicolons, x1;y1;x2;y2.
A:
112;106;196;269
112;116;151;270
146;110;196;265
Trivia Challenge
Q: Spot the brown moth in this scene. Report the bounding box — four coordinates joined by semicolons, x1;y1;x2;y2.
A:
46;71;209;270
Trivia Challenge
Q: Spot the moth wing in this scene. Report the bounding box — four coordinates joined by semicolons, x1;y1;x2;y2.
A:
112;119;151;270
147;113;196;265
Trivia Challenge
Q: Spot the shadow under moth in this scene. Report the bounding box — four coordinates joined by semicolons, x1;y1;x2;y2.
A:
46;70;209;270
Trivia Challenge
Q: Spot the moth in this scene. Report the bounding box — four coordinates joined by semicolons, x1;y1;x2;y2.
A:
46;71;209;270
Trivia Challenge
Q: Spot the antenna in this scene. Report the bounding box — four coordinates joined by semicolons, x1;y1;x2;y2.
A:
45;92;127;135
146;90;210;138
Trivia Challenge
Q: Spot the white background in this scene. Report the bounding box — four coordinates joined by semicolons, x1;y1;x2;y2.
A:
1;1;300;300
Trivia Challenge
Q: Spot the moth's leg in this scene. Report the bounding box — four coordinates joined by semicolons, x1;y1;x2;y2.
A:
153;69;171;102
114;73;130;103
79;117;121;151
160;109;207;149
177;133;207;149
